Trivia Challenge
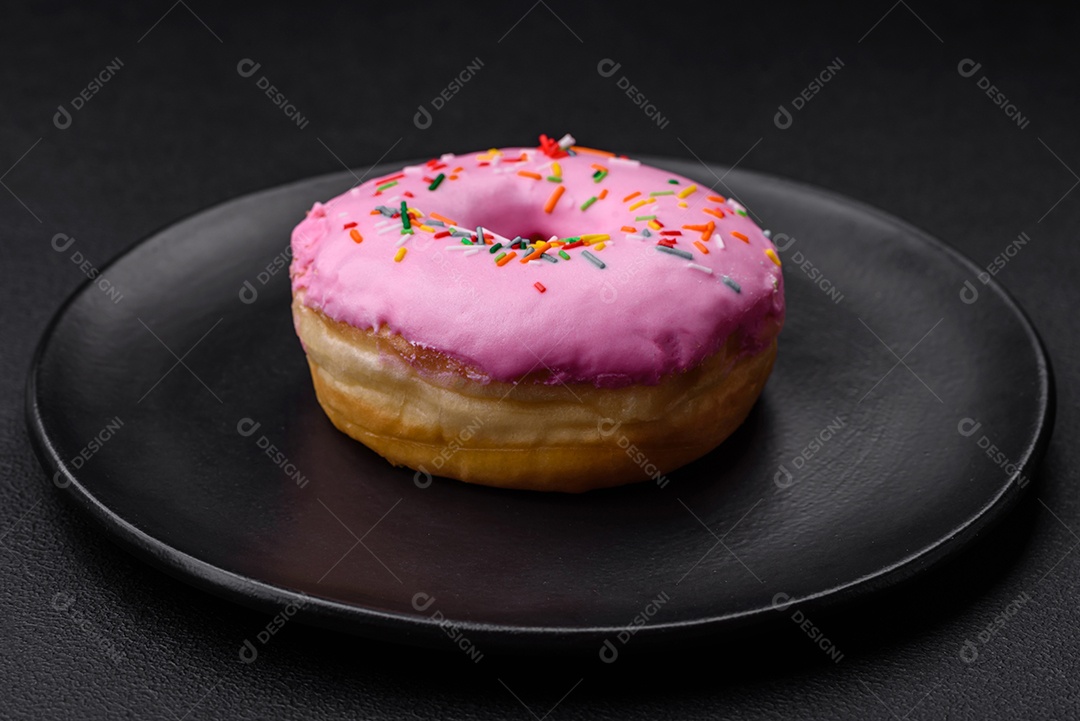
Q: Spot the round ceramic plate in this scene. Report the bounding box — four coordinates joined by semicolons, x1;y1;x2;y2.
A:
27;157;1053;653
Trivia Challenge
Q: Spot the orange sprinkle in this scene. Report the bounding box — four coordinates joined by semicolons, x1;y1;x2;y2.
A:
598;189;609;200
621;226;637;233
349;229;363;243
429;211;458;226
453;166;464;173
623;191;641;203
702;220;715;241
765;248;782;266
590;163;607;171
571;146;616;157
394;248;407;262
693;240;710;255
682;223;708;231
731;231;750;243
707;195;726;203
496;251;517;267
544;185;565;213
521;249;544;263
369;209;381;215
703;207;726;220
517;170;543;180
448;174;459;180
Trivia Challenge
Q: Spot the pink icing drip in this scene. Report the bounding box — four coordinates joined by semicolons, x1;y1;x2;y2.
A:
291;146;785;388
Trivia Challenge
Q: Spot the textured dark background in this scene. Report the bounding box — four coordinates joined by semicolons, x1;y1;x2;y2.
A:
3;2;1078;719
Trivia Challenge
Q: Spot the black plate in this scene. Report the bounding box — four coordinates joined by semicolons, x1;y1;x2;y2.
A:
26;157;1053;653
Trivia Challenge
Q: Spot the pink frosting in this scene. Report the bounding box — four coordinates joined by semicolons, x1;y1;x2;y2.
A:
291;143;785;388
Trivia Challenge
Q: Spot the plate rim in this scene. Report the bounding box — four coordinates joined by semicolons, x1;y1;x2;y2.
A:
25;155;1056;651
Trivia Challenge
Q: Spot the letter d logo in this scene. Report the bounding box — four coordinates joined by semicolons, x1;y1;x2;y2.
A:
54;104;72;130
774;104;793;130
413;104;433;130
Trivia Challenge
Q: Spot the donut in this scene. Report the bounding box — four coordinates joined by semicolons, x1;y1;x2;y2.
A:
290;134;785;493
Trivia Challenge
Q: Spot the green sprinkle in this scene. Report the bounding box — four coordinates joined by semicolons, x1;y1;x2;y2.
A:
494;252;507;263
593;170;608;183
558;250;571;260
489;242;503;254
667;179;679;184
582;250;605;269
722;276;742;293
655;245;693;260
400;201;411;230
547;175;562;182
649;191;675;196
461;238;473;245
736;209;748;216
635;215;657;221
376;180;398;191
428;173;445;191
580;196;598;211
400;227;413;235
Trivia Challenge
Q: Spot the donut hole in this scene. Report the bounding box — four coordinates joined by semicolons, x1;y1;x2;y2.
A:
452;187;613;242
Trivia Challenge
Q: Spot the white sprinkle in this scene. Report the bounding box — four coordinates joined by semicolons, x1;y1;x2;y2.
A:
440;153;455;162
443;245;472;251
374;219;393;228
348;187;361;196
403;165;423;176
763;229;772;238
687;263;713;274
713;233;726;249
528;260;545;266
626;234;649;241
377;224;400;235
557;133;576;149
610;157;641;167
464;247;482;256
385;195;401;204
395;234;410;247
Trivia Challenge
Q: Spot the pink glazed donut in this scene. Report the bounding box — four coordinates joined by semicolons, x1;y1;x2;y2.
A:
290;135;785;492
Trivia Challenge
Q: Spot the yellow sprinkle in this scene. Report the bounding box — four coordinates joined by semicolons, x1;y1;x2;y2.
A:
678;201;688;208
766;248;781;266
394;248;407;262
582;233;611;242
648;220;661;231
593;242;607;251
552;161;562;177
418;224;435;232
677;184;698;199
628;199;647;211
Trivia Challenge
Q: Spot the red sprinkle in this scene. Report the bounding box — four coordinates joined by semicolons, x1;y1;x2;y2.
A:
343;222;358;229
373;172;405;185
434;230;451;239
534;282;547;293
403;191;414;198
563;240;585;249
659;230;682;236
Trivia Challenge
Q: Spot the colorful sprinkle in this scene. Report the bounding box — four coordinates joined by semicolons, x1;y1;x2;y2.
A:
656;245;693;260
765;248;782;266
343;222;358;229
489;242;503;254
394;248;407;262
707;195;726;203
623;191;642;203
693;240;710;254
687;263;713;274
558;250;571;260
534;282;547;293
649;191;675;197
677;184;698;199
582;250;606;268
428;173;445;191
722;276;741;293
598;189;609;199
635;215;656;221
731;231;749;243
580;196;598;211
430;211;458;226
517;170;542;180
703;207;726;220
496;251;517;266
376;180;398;192
593;170;608;182
349;229;363;243
667;179;679;184
547;175;563;183
544;185;565;213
